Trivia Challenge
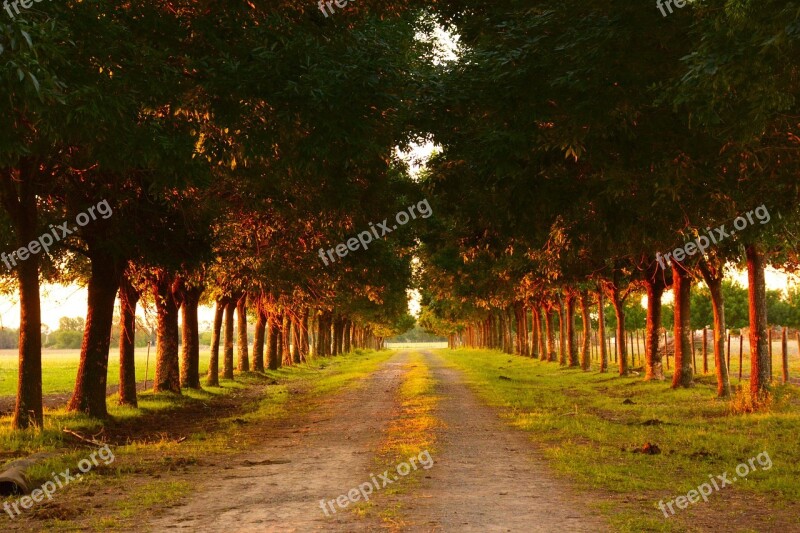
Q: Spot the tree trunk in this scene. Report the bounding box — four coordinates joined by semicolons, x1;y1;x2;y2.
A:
300;308;310;361
579;291;591;370
544;307;557;362
644;275;665;381
566;293;579;367
292;315;302;364
343;318;352;354
515;302;528;356
268;311;281;370
608;285;628;375
282;313;292;365
253;305;266;372
222;297;236;379
504;306;514;354
118;273;140;406
332;315;341;356
671;262;693;388
557;298;567;365
206;298;225;386
180;285;203;389
597;289;608;373
531;307;540;359
314;312;324;356
153;273;181;394
2;162;43;429
746;244;771;401
67;254;123;417
236;293;249;372
699;265;731;397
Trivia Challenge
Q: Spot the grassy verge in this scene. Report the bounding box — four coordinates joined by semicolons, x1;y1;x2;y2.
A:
355;352;439;529
440;348;800;532
0;349;395;531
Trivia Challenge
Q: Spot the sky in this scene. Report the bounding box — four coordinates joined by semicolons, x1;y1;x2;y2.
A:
0;267;792;331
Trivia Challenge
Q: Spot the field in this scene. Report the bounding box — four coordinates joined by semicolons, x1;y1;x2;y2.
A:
0;348;212;399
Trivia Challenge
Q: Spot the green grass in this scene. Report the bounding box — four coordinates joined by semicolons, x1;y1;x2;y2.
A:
440;348;800;532
0;348;213;398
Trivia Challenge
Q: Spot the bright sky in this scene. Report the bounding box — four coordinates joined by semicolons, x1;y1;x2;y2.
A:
0;284;218;332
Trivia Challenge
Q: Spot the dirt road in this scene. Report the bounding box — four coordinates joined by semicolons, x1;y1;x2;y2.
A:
146;350;607;532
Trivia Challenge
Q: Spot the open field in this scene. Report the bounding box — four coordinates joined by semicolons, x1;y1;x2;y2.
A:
0;349;212;399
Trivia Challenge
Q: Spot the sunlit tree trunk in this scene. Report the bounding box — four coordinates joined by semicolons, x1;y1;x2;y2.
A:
153;272;181;394
746;244;770;401
644;274;665;381
236;293;249;372
68;252;123;416
671;262;693;388
557;297;567;365
608;284;628;375
698;262;731;397
531;306;540;359
253;303;266;372
2;161;43;429
268;311;281;370
282;312;292;365
300;308;310;360
544;306;557;362
566;292;579;367
206;298;225;386
292;314;302;363
579;290;591;371
180;285;203;389
118;272;140;406
597;289;608;373
222;297;236;379
343;317;352;354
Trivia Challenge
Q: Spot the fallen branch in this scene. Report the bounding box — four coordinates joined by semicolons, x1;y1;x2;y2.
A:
63;429;106;447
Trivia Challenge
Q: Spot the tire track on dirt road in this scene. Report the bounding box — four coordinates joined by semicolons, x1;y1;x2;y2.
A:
392;350;609;532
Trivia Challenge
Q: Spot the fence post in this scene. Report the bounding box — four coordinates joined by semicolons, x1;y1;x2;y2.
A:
664;328;669;370
768;327;773;381
782;327;789;384
726;331;731;371
629;331;635;366
738;334;743;381
702;326;708;374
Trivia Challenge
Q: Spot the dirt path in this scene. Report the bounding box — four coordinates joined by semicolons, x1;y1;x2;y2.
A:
142;350;607;532
391;351;609;532
146;352;411;533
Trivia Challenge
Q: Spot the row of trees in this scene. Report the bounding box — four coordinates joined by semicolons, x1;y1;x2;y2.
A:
0;1;436;429
416;1;800;407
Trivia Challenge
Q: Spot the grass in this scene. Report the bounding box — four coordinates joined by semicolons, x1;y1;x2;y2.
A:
0;349;396;531
0;348;213;398
439;348;800;532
